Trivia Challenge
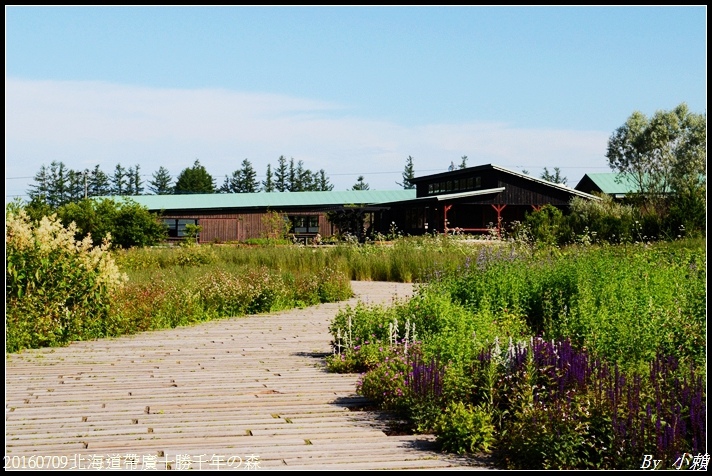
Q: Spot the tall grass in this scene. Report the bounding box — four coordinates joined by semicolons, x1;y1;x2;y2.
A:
326;238;706;469
114;235;500;283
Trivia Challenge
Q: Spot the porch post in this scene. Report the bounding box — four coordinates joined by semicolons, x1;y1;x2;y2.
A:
443;204;453;235
491;204;507;238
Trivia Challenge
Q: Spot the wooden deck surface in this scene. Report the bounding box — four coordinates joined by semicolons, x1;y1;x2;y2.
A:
5;281;493;470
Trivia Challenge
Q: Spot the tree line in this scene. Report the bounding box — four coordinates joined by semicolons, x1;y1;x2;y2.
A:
27;156;345;208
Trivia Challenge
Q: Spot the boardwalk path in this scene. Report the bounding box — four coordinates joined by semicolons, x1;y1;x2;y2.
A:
5;281;491;470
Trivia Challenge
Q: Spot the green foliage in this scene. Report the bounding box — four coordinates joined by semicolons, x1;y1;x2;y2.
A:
260;210;291;241
6;210;127;352
220;158;259;193
148;166;173;195
183;223;202;243
326;238;705;469
606;103;706;218
351;175;370;190
523;204;567;246
434;402;495;454
316;266;353;302
109;261;352;333
173;241;216;266
567;194;636;244
540;166;567;185
174;159;216;194
665;181;706;238
21;196;56;224
356;346;413;413
56;197;167;249
397;155;416;189
495;396;603;469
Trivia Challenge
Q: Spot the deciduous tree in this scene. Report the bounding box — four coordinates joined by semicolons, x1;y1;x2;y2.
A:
174;159;215;194
606;103;706;216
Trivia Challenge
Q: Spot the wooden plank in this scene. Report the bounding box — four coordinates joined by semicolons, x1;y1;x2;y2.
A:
5;282;490;469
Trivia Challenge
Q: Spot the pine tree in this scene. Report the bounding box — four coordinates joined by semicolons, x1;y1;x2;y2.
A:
540;167;568;185
66;169;85;202
275;155;288;192
236;159;259;193
221;159;259;193
317;169;333;191
87;165;111;197
262;163;275;192
294;160;317;191
288;158;297;192
111;164;128;196
148;166;173;195
127;164;144;195
351;175;370;191
397;155;415;189
28;164;51;204
459;155;468;169
219;175;232;193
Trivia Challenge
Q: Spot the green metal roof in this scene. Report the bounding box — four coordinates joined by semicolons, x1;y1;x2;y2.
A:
98;190;417;211
579;173;639;195
576;173;703;195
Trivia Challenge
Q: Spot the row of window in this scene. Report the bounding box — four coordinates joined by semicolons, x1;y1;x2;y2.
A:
164;219;198;238
163;216;321;238
290;216;319;234
428;176;481;195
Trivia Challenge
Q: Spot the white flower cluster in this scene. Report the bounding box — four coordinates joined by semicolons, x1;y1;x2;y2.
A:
6;210;127;292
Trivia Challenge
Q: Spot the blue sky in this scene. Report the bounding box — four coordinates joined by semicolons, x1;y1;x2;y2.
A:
5;6;707;201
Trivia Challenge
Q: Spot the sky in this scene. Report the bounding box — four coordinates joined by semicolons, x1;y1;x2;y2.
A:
5;6;707;202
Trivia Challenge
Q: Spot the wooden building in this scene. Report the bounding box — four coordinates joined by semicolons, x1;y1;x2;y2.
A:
112;164;599;243
574;173;638;200
380;164;601;236
120;190;415;244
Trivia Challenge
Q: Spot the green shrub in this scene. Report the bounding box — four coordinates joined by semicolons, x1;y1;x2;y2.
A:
326;238;705;469
434;402;495;454
57;197;167;249
174;241;217;266
568;195;636;244
6;210;127;352
356;346;412;413
523;204;566;246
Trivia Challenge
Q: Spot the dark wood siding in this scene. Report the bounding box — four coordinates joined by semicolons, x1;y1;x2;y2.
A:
158;211;333;243
199;218;239;243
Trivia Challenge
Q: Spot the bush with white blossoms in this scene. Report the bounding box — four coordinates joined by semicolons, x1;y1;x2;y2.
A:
6;210;127;352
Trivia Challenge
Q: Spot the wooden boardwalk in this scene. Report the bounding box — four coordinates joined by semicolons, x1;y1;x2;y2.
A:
5;281;492;471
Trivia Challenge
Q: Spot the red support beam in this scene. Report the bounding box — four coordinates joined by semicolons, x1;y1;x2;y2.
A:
443;204;453;234
491;204;507;238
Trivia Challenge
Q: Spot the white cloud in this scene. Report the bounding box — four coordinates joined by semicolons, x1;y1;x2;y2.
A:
5;78;611;199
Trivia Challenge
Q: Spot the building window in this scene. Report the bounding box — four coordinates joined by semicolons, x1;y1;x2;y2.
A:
290;215;319;234
475;177;482;188
164;218;199;238
405;207;425;229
